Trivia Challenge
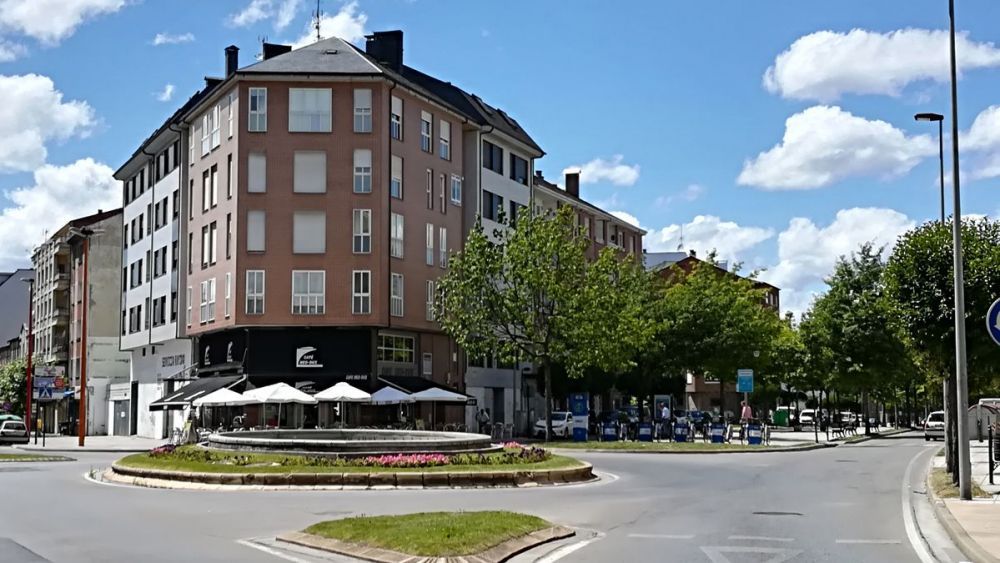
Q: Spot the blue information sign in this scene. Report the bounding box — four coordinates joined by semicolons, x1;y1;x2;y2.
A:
737;369;754;393
988;298;1000;347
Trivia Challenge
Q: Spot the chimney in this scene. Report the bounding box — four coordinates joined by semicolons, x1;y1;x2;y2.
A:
565;171;580;198
365;30;403;70
262;42;292;60
225;45;239;77
689;249;697;258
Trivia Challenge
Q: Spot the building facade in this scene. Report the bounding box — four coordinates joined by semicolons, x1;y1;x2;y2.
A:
0;269;33;370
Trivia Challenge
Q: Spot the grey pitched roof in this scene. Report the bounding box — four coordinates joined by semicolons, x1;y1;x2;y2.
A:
0;269;33;345
644;252;689;271
240;37;382;75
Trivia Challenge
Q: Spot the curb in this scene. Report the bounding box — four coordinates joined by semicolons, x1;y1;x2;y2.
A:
550;442;837;455
838;428;912;445
107;461;595;490
925;468;1000;563
277;525;575;563
17;446;152;454
0;455;74;462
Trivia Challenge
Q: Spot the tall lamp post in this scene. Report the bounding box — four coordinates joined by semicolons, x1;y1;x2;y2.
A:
913;112;946;223
68;226;96;447
20;277;34;435
947;0;972;500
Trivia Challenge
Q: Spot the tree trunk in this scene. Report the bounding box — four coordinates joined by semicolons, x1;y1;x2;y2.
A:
542;357;553;442
719;376;725;422
944;370;956;481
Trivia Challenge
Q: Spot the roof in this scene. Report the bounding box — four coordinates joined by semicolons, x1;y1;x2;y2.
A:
532;173;647;235
0;269;33;345
650;254;780;291
149;375;245;411
378;375;465;396
643;252;689;271
236;36;543;155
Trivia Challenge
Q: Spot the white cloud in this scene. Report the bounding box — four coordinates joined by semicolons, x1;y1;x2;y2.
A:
230;0;304;31
960;105;1000;179
152;32;194;46
0;0;125;45
155;83;174;102
609;211;641;229
764;28;1000;102
645;215;774;262
655;184;705;207
0;74;96;173
0;38;25;61
291;0;366;48
759;207;915;317
563;155;640;187
0;158;118;270
737;105;935;190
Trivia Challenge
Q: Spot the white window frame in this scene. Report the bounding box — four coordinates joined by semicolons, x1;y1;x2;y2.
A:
439;173;446;212
425;169;433;209
224;272;231;318
425;280;435;321
439;227;447;267
422;352;433;375
390;213;404;258
201;114;210;156
450;175;462;205
288;88;332;133
420;111;432;152
209;222;218;265
390;155;403;199
425;223;434;266
211;104;221;149
353;149;372;193
352;270;371;315
352;209;371;254
211;165;219;207
186;286;192;326
439;119;450;160
353;88;372;133
390;273;404;317
248;87;267;132
291;270;325;315
246;270;265;315
228;92;235;138
390;96;402;140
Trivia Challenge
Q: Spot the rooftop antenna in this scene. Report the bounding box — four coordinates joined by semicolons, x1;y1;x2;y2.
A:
256;35;268;60
314;0;322;42
677;224;684;251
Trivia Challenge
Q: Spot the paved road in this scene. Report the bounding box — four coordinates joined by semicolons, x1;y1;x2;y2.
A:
0;433;964;562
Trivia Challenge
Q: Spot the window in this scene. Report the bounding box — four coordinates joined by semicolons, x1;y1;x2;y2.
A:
483;140;503;174
582;215;591;238
439;120;450;160
228;92;235;138
201;114;210;156
293;211;326;254
483;190;503;222
211;104;221;149
377;334;414;363
510;201;525;228
450;175;462;205
172;189;180;218
248;153;266;193
248;87;267;132
188;128;194;164
200;225;209;268
352;209;371;254
209;222;218;265
246;270;264;315
172;241;178;271
224;273;231;318
292;270;325;314
226;154;233;199
352;270;370;314
226;213;232;259
200;278;216;323
390;213;404;258
353;149;372;193
425;169;433;209
425;223;434;266
510;154;528;185
390;155;403;199
171;290;177;322
201;170;210;212
247;210;266;252
288;88;331;132
187;232;193;273
420;111;432;152
439;227;447;267
353;88;372;133
595;219;605;243
425;280;435;321
294;151;327;193
210;164;219;207
390;96;402;140
422;352;433;375
188;179;193;219
390;273;404;317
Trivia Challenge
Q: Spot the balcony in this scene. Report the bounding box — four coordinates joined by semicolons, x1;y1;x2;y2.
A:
54;272;70;291
50;241;70;257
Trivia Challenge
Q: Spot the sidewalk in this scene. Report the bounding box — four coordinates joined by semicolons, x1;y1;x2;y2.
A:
931;442;1000;562
16;435;165;453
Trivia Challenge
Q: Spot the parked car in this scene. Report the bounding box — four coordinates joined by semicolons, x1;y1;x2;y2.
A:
924;410;945;441
839;411;859;426
534;412;573;438
0;419;29;445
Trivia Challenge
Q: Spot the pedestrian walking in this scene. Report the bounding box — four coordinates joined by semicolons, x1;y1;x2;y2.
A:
740;400;753;423
476;409;491;434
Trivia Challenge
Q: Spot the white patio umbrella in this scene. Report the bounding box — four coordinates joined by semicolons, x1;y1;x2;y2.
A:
371;386;414;405
411;387;468;428
193;387;252;407
242;383;318;428
315;382;371;428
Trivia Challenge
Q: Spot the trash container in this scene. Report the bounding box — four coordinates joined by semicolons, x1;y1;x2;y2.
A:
747;423;763;445
602;422;618;442
638;423;653;442
710;423;726;444
773;410;789;427
572;427;588;442
674;421;690;443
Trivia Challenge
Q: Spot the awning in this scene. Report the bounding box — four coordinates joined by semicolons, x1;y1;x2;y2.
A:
149;375;244;411
377;375;470;403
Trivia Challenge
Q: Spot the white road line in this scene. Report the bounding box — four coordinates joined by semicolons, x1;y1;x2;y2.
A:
835;539;902;544
728;535;794;542
902;447;938;563
535;532;604;563
628;533;695;539
236;539;313;563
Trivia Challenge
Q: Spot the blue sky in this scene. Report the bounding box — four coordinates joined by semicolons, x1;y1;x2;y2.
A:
0;0;997;315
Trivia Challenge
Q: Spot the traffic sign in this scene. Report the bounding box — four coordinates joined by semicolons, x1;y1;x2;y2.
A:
988;298;1000;346
737;369;754;393
39;387;52;399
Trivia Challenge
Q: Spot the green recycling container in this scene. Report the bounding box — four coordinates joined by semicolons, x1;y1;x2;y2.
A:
773;409;789;427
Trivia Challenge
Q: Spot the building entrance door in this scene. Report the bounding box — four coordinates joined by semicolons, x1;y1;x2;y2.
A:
491;387;505;426
112;400;130;436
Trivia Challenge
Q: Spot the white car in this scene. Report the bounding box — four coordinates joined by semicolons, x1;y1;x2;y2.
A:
0;419;29;445
924;410;945;441
534;412;573;438
800;409;815;425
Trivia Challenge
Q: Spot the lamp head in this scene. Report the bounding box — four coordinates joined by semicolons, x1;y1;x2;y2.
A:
914;112;944;122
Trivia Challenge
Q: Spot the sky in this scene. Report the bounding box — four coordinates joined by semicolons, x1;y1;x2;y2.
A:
0;0;998;317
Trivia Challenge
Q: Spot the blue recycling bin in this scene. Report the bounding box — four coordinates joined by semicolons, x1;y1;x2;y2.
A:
602;423;618;442
710;423;726;444
573;426;588;442
747;423;763;445
674;421;690;443
638;423;653;442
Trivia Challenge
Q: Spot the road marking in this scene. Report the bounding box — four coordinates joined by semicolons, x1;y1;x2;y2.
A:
236;539;313;563
628;533;695;539
700;546;802;563
901;447;938;563
534;531;604;563
728;535;794;542
835;539;902;544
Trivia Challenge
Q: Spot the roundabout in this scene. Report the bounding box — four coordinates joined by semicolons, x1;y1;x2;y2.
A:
204;428;500;457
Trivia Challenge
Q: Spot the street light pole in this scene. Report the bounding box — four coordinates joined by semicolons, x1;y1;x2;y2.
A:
913;112;945;222
948;0;972;500
78;234;90;447
21;278;34;434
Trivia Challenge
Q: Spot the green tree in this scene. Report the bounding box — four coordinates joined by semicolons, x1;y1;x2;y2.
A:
435;206;657;439
0;359;27;416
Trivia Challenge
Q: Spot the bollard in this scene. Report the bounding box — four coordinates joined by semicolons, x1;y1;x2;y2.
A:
990;426;995;486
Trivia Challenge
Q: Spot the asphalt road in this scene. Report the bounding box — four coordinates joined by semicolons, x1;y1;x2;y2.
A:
0;433;965;563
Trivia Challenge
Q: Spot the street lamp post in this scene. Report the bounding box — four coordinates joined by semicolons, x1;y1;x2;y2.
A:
913;112;945;223
948;0;972;501
20;278;34;437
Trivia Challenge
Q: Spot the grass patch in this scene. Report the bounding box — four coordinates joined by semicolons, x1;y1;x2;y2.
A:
0;453;72;462
116;446;583;474
930;468;990;499
304;511;549;556
551;441;782;452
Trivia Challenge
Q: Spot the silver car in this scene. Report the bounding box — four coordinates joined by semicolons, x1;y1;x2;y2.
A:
924;410;945;441
0;419;29;445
